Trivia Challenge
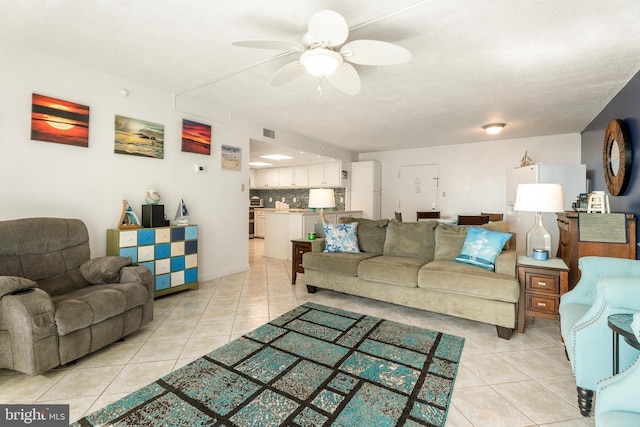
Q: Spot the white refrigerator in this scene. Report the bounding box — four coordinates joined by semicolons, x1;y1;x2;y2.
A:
350;161;382;220
506;164;587;256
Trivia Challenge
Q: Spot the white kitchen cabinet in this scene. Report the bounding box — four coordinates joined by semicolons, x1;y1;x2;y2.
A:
249;169;256;188
277;167;308;188
293;166;308;187
308;162;342;187
255;209;266;238
278;167;294;188
255;168;279;188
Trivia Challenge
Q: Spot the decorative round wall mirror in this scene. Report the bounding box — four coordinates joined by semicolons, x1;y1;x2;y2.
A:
603;119;632;196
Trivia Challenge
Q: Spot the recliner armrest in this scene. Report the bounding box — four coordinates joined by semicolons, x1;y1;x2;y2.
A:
1;287;60;375
120;265;154;298
79;256;133;284
0;276;38;298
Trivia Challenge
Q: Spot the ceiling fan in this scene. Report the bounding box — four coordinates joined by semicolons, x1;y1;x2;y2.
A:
232;10;412;95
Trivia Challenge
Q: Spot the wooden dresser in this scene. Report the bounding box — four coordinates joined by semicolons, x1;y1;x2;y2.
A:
557;212;636;287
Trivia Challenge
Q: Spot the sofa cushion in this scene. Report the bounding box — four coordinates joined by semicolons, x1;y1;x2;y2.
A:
434;221;513;262
358;255;426;288
418;260;519;302
303;252;379;277
52;283;149;335
455;226;512;270
383;220;438;261
323;222;360;253
338;218;388;254
434;223;469;260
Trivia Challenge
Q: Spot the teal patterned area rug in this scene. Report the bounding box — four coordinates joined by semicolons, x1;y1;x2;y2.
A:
73;302;464;427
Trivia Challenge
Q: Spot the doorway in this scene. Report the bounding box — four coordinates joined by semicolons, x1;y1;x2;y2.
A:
397;164;439;222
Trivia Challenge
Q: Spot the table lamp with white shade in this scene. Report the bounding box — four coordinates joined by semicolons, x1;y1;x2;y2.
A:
308;188;336;222
514;183;565;258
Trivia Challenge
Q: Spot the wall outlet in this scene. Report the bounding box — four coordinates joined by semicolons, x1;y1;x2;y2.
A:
293;197;297;203
281;197;285;202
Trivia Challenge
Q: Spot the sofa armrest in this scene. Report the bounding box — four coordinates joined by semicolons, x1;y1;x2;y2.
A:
0;276;38;298
310;238;325;252
596;351;640;416
495;249;516;277
120;265;154;299
79;256;133;284
566;278;640;390
1;288;60;375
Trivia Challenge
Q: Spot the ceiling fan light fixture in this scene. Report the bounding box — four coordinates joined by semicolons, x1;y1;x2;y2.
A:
300;49;343;78
483;123;506;135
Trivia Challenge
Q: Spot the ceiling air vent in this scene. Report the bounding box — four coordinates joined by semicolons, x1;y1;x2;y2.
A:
262;128;276;139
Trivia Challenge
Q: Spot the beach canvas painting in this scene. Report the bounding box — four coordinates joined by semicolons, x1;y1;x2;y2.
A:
31;93;90;147
181;119;211;155
114;115;164;159
221;145;241;171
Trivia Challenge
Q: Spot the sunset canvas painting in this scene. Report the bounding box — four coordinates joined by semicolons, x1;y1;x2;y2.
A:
181;119;211;155
114;115;164;159
31;93;90;147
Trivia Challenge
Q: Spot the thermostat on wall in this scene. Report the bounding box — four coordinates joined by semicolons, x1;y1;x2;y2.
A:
194;165;207;173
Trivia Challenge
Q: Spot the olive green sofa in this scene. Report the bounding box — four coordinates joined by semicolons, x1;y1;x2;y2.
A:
302;219;519;339
0;217;154;375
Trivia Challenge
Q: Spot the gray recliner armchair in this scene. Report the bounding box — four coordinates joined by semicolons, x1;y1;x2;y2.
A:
0;217;154;375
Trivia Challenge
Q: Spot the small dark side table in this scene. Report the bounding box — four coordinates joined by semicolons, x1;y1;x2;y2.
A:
608;313;640;374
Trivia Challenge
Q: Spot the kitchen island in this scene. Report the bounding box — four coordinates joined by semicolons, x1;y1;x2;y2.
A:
263;209;362;260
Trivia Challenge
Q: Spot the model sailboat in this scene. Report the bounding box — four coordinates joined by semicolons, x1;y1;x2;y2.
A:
118;200;141;229
174;198;191;226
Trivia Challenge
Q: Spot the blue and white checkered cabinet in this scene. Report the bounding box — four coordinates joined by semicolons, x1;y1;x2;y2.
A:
107;225;199;296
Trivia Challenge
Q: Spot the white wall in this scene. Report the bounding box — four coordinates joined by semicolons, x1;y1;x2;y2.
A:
358;134;582;220
0;42;346;281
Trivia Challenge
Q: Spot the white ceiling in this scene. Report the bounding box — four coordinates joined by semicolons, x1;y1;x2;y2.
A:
3;1;640;161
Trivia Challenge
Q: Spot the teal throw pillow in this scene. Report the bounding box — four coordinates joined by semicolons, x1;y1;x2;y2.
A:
455;226;512;271
323;222;360;253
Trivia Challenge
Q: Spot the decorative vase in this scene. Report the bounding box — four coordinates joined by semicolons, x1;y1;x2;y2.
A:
145;189;161;205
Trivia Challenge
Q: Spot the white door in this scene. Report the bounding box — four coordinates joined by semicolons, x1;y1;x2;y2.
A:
397;164;439;222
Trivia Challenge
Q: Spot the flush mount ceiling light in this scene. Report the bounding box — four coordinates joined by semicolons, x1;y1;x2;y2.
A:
483;123;506;135
249;161;273;167
261;154;293;160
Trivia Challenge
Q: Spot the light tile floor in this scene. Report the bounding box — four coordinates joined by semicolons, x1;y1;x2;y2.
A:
0;239;595;426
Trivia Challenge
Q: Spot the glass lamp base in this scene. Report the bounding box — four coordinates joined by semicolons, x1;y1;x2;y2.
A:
526;212;552;258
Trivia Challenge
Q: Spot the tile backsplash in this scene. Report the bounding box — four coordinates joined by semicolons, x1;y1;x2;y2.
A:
250;188;346;210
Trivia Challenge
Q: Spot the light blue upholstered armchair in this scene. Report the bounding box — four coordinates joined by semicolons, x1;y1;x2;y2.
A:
559;256;640;417
596;313;640;426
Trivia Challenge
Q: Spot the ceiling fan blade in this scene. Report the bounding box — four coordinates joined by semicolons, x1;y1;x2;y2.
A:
233;40;304;51
308;10;349;47
340;40;412;65
271;61;306;86
326;63;361;95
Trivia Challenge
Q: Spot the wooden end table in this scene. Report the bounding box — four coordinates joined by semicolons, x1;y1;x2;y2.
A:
291;238;315;285
517;256;569;334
